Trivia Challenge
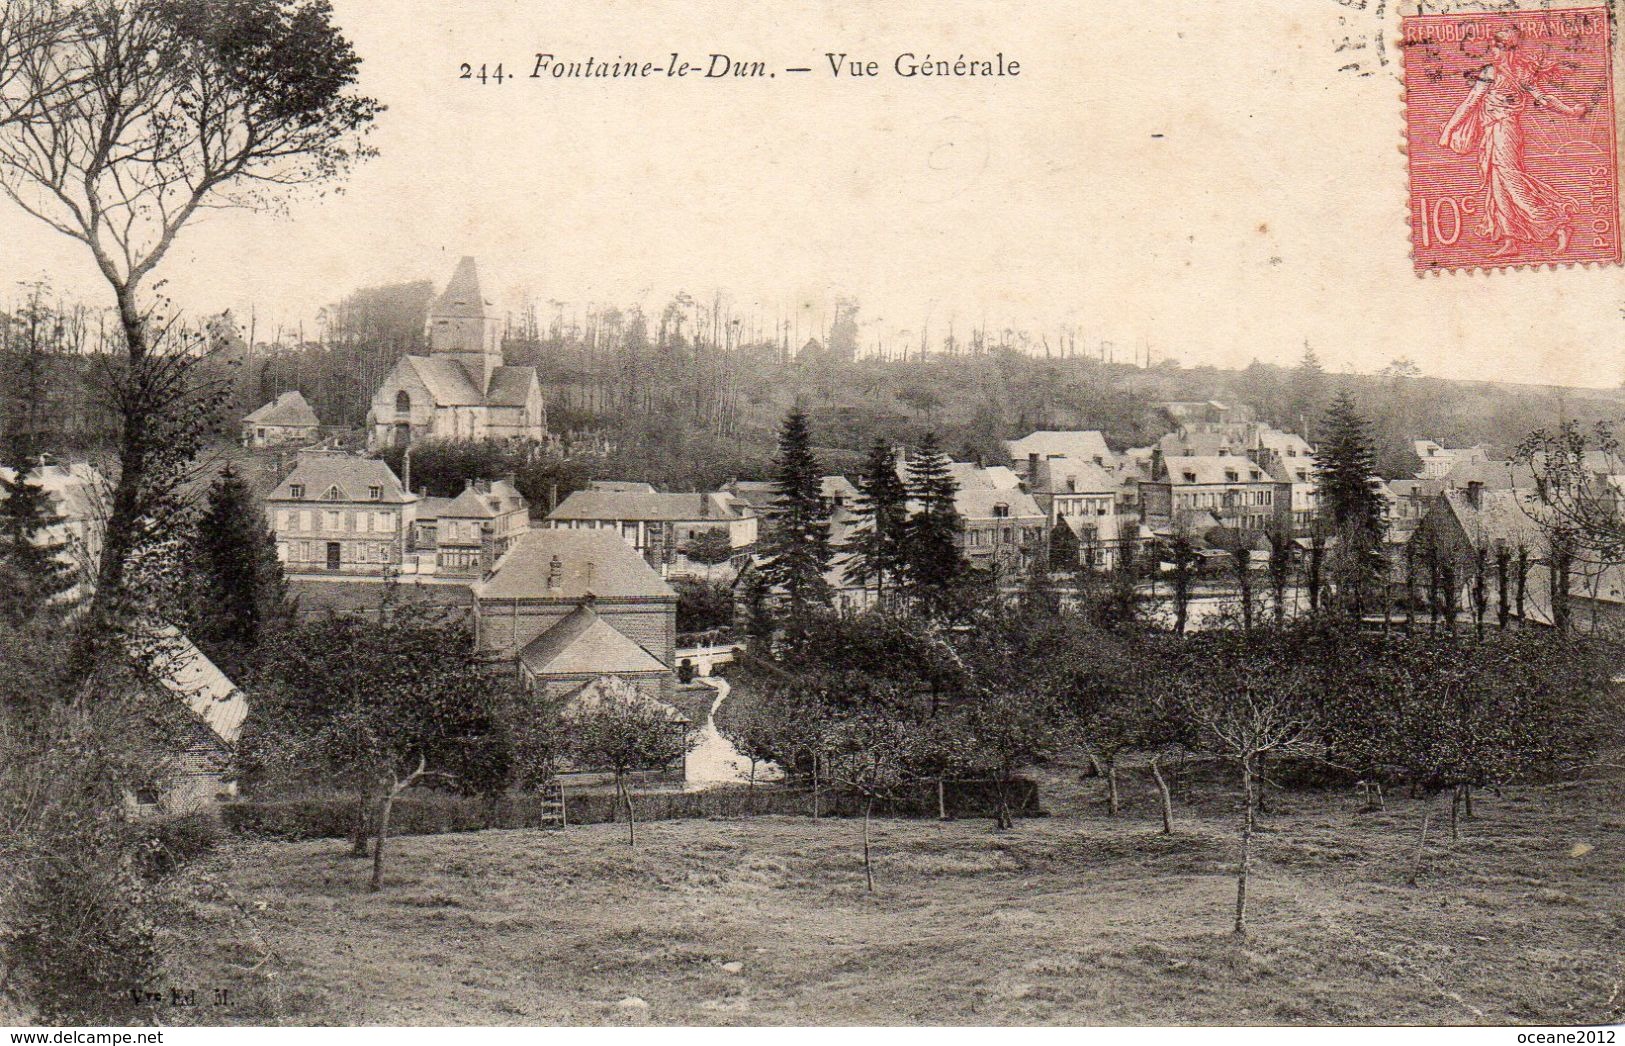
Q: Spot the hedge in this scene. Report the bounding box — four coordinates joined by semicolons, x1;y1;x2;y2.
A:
221;778;1042;842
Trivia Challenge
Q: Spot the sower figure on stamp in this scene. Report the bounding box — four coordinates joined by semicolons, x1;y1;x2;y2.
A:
1438;27;1588;259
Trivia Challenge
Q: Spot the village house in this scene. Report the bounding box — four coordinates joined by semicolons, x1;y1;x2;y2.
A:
1413;439;1492;480
948;463;1047;577
472;529;679;703
722;475;858;519
365;257;547;448
1024;456;1122;568
410;477;530;577
266;453;417;576
241;391;320;447
544;488;757;579
1141;454;1278;536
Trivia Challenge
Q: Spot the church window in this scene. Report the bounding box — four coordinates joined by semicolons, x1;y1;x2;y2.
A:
395;391;411;414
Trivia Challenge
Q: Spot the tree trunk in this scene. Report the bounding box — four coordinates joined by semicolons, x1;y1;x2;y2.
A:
350;793;370;858
1234;759;1255;936
1105;758;1120;817
1449;784;1461;841
937;777;948;821
1463;784;1473;819
811;752;821;819
370;792;395;893
1151;756;1174;835
862;797;875;893
619;774;637;848
1407;792;1435;886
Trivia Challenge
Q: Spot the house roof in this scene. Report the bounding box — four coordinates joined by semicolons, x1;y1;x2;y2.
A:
518;604;668;677
431;256;488;321
821;475;859;500
548;490;745;523
591;480;658;494
947;463;1022;491
0;462;103;521
1157;430;1247;458
144;626;249;747
475;529;675;601
1032;457;1117;495
268;455;413;504
1159;455;1270;486
442;486;499;519
954;487;1045;521
244;391;319;428
1006;430;1115;467
1442;488;1549;549
561;675;688;723
1443;458;1537;491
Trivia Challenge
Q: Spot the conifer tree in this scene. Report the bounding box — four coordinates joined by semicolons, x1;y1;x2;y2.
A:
1287;345;1328;439
1049;520;1080;573
760;409;832;618
0;287;75;623
189;463;289;678
901;433;966;614
842;438;910;599
1314;391;1386;618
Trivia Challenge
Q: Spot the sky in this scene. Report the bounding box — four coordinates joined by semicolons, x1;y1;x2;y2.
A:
1;0;1621;387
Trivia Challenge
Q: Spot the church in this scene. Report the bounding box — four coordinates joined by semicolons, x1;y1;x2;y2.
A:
366;257;548;448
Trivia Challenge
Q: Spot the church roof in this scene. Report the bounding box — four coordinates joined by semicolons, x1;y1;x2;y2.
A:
475;529;675;601
432;256;488;321
244;391;319;428
486;366;538;407
517;604;668;678
404;356;485;406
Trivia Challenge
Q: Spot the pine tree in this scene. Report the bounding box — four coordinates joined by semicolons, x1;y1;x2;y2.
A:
901;433;966;614
842;438;910;599
1048;520;1080;572
189;463;290;678
1314;391;1386;618
760;409;832;618
1287;345;1327;438
0;288;76;624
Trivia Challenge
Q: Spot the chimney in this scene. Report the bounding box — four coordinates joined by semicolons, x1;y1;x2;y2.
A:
1028;452;1039;474
1466;481;1483;509
546;554;562;591
479;524;495;576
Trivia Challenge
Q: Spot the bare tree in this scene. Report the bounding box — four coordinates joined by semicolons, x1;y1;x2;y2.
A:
0;0;379;635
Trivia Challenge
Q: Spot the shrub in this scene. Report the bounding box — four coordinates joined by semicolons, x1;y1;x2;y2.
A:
132;811;224;880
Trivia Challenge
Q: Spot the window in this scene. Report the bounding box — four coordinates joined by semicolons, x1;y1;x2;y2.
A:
325;511;342;531
395;390;411;413
376;512;393;532
369;485;382;501
289;484;304;499
1225;470;1239;482
993;503;1010;519
1183;471;1197;483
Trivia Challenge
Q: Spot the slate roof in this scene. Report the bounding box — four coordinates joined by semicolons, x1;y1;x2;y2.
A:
1006;430;1115;467
947;463;1021;491
475;529;676;601
404;356;485;405
485;366;538;407
244;391;319;428
1442;488;1549;549
518;604;668;677
1032;457;1117;495
1442;458;1537;491
548;490;744;523
267;455;413;504
954;487;1045;521
591;480;659;493
442;486;499;519
144;626;249;747
432;256;488;320
1159;455;1270;486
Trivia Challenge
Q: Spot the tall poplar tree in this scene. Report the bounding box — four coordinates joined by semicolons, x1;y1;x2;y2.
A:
760;409;832;618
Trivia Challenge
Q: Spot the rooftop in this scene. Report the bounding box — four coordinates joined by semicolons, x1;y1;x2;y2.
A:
268;455;413;504
548;490;745;523
475;529;676;601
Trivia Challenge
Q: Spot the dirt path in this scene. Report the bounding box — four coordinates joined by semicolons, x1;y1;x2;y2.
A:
684;677;781;789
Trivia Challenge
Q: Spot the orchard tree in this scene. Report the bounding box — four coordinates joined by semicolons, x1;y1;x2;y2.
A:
0;0;381;635
246;605;510;890
563;676;695;847
824;707;920;892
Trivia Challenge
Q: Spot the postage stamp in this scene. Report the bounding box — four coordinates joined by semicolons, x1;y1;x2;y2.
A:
1402;6;1620;272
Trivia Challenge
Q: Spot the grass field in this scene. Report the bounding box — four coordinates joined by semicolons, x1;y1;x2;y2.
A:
168;755;1625;1026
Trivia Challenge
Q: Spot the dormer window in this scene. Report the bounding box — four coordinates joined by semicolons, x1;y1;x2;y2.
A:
993;503;1010;519
1225;470;1239;483
1183;471;1197;483
289;484;304;499
369;485;382;501
1250;470;1261;480
323;484;343;501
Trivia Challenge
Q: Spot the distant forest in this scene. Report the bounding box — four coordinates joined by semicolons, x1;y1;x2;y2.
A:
4;276;1623;485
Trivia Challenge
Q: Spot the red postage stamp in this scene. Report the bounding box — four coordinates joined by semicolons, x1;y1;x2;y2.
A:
1402;6;1620;272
